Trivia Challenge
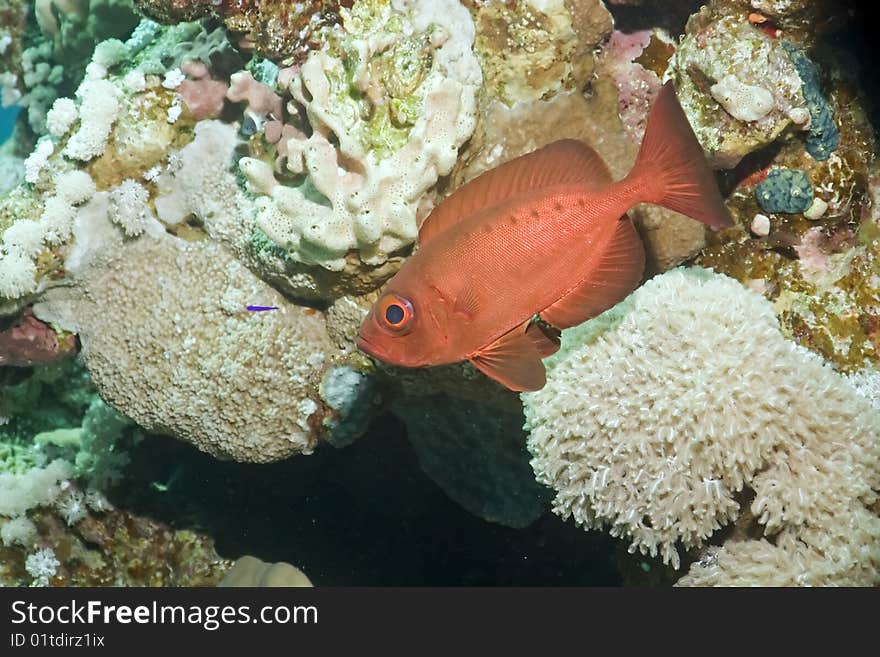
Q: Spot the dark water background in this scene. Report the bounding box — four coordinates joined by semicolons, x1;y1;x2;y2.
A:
115;415;624;586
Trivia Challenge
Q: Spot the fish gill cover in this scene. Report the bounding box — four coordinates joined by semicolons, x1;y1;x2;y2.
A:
0;0;876;587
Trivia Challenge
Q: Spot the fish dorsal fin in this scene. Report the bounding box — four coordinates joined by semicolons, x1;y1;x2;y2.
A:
469;321;561;392
540;218;645;329
419;139;613;246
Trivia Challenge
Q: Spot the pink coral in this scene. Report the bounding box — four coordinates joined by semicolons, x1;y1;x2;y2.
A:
226;71;283;122
599;30;663;143
264;120;304;160
226;69;304;164
0;309;77;367
795;226;859;274
178;61;229;121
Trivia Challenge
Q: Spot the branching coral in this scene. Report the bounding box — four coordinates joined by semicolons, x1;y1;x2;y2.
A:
523;268;879;583
238;0;481;271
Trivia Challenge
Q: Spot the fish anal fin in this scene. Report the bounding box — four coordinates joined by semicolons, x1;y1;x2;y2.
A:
419;139;613;246
541;218;645;329
469;321;560;392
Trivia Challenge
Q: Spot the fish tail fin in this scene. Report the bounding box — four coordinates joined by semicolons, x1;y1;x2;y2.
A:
626;82;732;229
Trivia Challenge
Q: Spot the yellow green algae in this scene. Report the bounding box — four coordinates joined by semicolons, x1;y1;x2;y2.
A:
314;1;438;160
468;0;606;106
634;32;675;78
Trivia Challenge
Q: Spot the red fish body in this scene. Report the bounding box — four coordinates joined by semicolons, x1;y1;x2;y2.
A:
357;83;732;391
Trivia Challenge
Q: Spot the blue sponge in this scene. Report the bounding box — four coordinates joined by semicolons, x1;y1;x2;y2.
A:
756;168;814;213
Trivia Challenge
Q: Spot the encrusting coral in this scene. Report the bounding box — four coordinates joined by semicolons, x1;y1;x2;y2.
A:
34;228;372;463
0;308;77;366
523;268;879;583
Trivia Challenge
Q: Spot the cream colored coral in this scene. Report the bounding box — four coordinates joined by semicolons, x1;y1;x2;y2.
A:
248;0;481;269
219;556;313;587
34;229;336;463
523;268;880;578
679;504;880;586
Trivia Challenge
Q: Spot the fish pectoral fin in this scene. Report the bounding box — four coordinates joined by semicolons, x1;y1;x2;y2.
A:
540;217;645;329
452;286;481;320
418;140;613;247
470;321;560;392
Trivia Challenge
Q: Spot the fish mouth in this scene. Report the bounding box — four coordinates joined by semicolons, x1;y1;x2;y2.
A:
356;334;386;361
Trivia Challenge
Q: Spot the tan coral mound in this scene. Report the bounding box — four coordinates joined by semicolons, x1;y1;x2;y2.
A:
219;555;313;587
523;267;880;582
35;231;335;463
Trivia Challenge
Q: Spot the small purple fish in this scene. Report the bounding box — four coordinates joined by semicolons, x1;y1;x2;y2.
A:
247;305;279;312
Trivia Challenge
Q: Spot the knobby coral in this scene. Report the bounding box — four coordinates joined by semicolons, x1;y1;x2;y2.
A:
34;227;356;463
523;268;879;583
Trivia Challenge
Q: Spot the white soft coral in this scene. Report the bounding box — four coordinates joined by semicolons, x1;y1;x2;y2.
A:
25;547;60;587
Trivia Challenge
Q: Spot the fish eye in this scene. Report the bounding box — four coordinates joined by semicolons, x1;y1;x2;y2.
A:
377;294;414;334
385;304;405;324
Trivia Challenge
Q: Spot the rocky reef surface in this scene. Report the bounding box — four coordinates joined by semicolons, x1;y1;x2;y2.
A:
0;0;877;586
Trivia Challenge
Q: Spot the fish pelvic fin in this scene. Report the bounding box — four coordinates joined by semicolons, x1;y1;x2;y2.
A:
419;140;612;246
470;321;560;392
540;217;645;329
626;82;732;229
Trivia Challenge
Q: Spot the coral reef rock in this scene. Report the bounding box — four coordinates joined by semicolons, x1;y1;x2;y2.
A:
0;504;232;587
0;308;77;367
668;2;812;168
393;393;549;529
466;0;612;106
136;0;350;65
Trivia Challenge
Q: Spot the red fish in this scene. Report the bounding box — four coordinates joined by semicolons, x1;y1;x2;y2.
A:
357;82;732;391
